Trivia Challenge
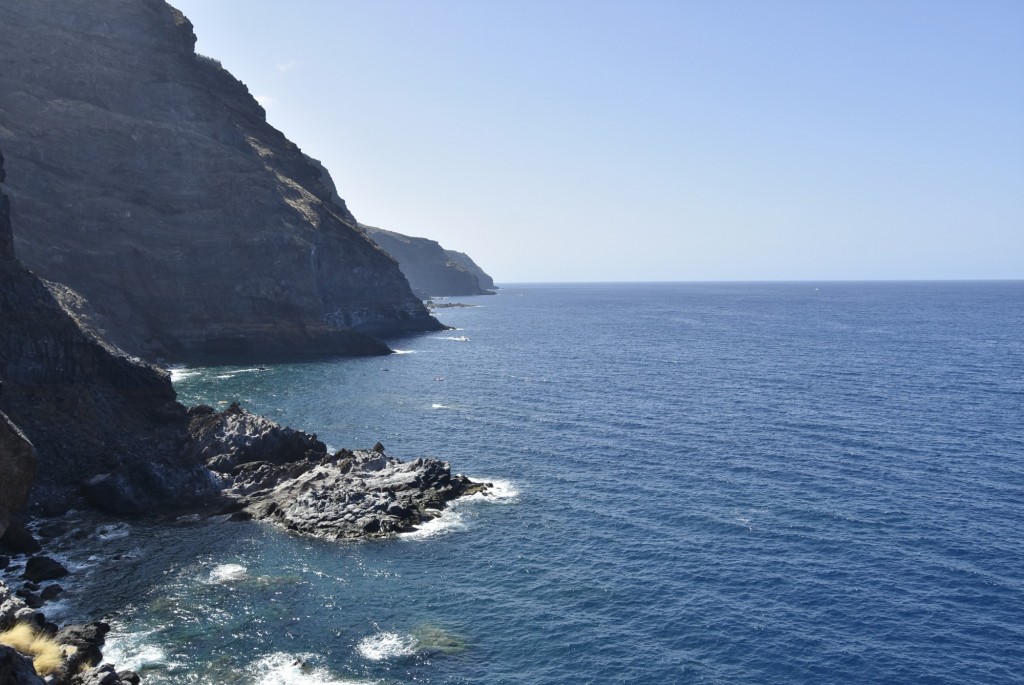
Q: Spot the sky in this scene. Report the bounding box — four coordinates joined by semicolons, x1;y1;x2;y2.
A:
171;0;1024;283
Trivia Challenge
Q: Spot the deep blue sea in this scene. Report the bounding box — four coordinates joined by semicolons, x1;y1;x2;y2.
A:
41;282;1024;684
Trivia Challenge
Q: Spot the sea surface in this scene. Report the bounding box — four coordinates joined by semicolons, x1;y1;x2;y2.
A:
38;282;1024;684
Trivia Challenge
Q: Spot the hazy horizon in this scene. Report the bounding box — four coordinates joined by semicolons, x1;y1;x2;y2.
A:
172;1;1024;284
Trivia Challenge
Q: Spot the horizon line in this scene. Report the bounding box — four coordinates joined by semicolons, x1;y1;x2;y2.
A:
489;278;1024;286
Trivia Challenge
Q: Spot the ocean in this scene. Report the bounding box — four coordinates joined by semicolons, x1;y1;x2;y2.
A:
40;282;1024;684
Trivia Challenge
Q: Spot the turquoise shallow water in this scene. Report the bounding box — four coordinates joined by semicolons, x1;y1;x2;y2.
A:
42;282;1024;684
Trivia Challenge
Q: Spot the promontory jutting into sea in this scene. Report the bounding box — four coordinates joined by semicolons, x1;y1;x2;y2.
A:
1;1;1022;684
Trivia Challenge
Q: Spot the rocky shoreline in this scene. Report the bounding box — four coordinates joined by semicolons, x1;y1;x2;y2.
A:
1;562;137;685
1;406;492;683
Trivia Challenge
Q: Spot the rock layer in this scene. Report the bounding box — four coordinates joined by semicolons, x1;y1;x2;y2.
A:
0;0;440;362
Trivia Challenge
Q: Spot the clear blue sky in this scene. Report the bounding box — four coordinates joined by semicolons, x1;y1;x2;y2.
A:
172;0;1023;283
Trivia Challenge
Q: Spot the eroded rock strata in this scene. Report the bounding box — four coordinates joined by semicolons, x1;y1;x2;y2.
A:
0;0;441;362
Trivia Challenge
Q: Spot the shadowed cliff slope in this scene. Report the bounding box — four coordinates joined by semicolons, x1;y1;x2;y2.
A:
0;0;441;362
361;224;493;298
0;149;219;515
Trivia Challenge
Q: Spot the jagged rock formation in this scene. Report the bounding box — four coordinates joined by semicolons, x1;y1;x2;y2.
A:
192;404;487;539
0;0;441;362
361;224;493;298
446;249;497;290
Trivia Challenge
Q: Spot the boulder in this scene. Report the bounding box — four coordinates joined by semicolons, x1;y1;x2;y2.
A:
40;584;63;602
22;556;69;583
57;621;109;673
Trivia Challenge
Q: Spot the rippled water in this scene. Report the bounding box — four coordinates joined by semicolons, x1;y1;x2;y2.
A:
43;282;1024;683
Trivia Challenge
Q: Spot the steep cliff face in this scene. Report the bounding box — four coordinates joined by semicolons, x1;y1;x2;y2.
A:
0;149;218;515
361;224;492;298
0;0;441;362
445;249;497;290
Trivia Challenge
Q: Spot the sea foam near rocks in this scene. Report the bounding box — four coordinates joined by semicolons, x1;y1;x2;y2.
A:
401;477;518;541
208;563;247;584
250;652;370;685
356;632;418;661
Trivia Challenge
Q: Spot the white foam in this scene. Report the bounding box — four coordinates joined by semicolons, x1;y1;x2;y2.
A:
356;632;417;661
212;367;263;380
96;522;131;541
401;511;466;541
438;335;469;342
208;563;247;584
102;630;168;672
466;477;519;502
400;478;518;541
391;349;416;354
250;653;370;685
431;403;449;409
168;367;198;382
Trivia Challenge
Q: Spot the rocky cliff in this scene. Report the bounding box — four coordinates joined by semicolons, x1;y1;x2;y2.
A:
0;0;441;362
0;149;219;516
361;224;493;298
445;249;497;290
1;149;484;530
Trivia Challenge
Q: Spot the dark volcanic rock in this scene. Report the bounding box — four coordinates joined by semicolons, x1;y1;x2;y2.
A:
361;224;492;298
0;521;41;555
193;405;487;539
190;402;327;473
232;448;486;540
0;645;44;685
0;0;441;363
40;584;63;601
23;556;69;582
57;621;109;674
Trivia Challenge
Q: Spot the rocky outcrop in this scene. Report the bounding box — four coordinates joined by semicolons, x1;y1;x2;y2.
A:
0;0;441;362
445;250;497;290
240;449;486;539
361;224;493;298
193;406;488;539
